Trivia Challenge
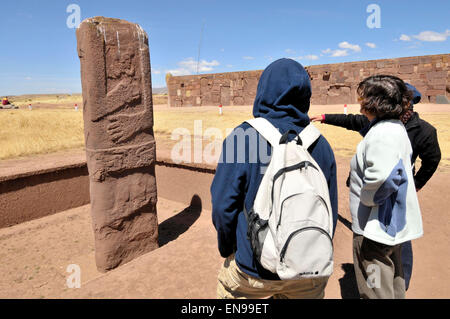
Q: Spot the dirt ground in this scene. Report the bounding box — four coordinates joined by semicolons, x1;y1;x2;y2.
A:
0;151;448;298
0;197;191;298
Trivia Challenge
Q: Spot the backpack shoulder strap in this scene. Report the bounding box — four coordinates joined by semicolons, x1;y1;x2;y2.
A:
246;117;282;146
298;123;321;149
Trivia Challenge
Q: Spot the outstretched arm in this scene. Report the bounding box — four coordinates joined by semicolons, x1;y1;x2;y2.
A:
311;114;370;132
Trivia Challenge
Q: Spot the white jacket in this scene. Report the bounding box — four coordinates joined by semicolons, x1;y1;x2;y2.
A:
349;119;423;245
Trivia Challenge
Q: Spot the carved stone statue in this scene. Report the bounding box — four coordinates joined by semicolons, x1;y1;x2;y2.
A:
77;17;158;272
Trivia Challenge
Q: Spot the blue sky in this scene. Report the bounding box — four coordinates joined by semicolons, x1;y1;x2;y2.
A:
0;0;449;95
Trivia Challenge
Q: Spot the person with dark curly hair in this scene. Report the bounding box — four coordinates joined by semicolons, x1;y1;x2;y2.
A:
348;75;423;299
310;82;440;291
311;84;440;192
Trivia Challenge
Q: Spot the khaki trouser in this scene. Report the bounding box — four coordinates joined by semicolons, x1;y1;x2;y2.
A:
353;234;405;299
217;254;328;299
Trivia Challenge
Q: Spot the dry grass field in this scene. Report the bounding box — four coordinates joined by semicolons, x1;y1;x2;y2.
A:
6;93;168;108
153;104;450;170
10;94;83;107
0;103;449;170
0;109;85;159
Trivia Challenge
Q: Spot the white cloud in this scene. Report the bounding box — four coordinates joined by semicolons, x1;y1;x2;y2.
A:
400;30;450;43
152;70;161;75
400;34;412;41
298;54;319;60
285;48;295;54
413;30;450;42
321;47;349;57
303;54;319;60
166;57;220;76
322;41;361;57
25;76;32;80
331;49;348;57
226;64;233;68
220;48;225;52
242;56;255;60
365;42;376;48
288;55;320;62
180;58;219;72
338;41;361;52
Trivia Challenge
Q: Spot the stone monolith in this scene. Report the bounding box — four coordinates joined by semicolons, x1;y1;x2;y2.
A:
76;17;158;272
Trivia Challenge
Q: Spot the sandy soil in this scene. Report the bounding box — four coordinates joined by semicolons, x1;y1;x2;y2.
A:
0;152;448;299
0;197;191;298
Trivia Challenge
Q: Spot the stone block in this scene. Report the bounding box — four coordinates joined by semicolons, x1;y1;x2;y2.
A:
399;65;414;74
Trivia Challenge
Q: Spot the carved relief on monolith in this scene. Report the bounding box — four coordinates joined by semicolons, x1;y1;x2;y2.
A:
76;17;158;272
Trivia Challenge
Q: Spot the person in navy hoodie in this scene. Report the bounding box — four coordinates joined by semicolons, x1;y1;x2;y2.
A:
211;58;338;299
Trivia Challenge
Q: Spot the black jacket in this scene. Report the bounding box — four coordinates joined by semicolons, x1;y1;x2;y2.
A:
323;112;441;190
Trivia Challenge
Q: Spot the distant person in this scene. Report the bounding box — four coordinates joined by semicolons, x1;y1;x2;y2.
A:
347;75;423;299
310;83;441;291
211;58;338;299
2;97;10;105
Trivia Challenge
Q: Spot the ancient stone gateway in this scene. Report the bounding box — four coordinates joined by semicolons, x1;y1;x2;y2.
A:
77;17;158;272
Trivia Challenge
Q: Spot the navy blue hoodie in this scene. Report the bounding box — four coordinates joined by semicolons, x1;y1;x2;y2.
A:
211;58;338;280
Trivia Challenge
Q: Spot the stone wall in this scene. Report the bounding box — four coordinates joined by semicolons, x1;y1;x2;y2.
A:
166;54;450;106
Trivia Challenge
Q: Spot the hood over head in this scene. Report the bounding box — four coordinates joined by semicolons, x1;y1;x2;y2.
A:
406;83;421;105
253;58;312;130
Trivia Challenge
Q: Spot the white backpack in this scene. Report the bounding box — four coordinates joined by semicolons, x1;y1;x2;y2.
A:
244;118;334;280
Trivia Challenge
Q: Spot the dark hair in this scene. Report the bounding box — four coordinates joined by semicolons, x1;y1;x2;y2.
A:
357;75;413;120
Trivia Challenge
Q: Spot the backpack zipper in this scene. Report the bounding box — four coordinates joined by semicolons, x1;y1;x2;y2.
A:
270;161;318;218
280;227;333;263
277;194;330;229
